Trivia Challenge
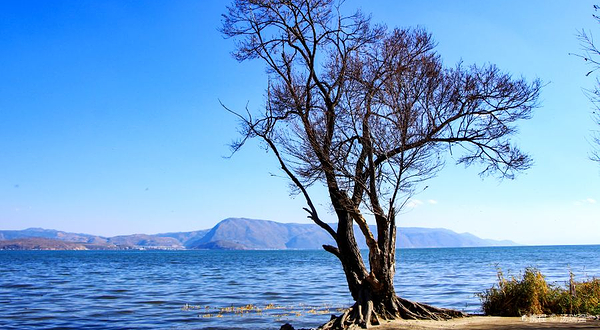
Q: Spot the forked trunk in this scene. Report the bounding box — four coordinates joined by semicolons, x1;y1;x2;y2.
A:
320;201;465;329
320;253;466;329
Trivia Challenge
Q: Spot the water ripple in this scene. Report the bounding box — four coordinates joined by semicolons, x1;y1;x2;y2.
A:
0;246;598;329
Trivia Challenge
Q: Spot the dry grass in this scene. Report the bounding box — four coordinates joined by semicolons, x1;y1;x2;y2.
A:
479;268;600;316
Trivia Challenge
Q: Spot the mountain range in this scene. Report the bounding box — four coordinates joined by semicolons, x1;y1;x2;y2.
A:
0;217;516;250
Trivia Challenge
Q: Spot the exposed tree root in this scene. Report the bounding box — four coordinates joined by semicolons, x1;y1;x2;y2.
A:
318;296;467;330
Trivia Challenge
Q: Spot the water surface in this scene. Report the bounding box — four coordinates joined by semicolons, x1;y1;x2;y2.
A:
1;245;599;329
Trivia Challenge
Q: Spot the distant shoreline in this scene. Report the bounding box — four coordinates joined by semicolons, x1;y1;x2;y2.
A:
1;237;598;251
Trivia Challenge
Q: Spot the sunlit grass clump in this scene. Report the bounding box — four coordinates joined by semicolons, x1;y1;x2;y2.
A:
182;302;344;320
479;267;600;316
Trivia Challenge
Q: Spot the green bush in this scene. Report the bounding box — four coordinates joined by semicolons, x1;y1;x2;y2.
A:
478;268;600;316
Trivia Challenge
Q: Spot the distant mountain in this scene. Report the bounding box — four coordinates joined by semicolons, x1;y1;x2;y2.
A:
188;218;335;249
0;218;517;250
0;238;90;250
0;228;179;250
192;218;516;249
0;227;107;244
397;227;516;248
155;229;211;248
106;234;183;249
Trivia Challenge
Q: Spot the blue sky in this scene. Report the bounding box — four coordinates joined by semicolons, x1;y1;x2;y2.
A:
1;0;598;245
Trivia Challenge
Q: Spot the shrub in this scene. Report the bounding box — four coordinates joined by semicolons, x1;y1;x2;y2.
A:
549;275;600;315
478;267;550;316
479;268;600;316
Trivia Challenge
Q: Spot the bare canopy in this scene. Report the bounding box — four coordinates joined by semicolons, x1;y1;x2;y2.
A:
575;4;600;163
222;0;541;328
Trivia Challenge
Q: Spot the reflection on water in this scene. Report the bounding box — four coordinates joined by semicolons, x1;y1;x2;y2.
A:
1;246;599;329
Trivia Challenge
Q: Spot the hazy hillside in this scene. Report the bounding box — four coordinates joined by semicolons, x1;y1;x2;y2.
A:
106;235;183;249
397;227;515;248
0;228;107;244
0;238;89;250
187;218;515;250
0;218;517;250
189;218;336;249
155;230;210;247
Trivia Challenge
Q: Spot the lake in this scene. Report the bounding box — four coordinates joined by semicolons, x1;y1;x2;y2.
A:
1;245;599;329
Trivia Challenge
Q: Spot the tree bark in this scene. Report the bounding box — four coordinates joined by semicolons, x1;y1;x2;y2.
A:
321;192;466;329
319;251;466;329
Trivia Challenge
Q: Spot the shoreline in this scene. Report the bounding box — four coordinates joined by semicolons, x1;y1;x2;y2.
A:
372;316;600;330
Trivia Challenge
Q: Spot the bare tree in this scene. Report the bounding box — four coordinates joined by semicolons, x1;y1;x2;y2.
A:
575;5;600;163
221;0;541;328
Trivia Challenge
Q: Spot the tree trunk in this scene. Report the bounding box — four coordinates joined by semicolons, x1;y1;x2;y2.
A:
321;193;466;329
319;252;466;329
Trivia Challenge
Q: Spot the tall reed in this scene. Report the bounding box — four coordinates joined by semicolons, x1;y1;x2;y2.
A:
479;268;600;316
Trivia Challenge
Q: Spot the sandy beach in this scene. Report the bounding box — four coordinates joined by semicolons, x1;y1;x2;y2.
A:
372;316;600;330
